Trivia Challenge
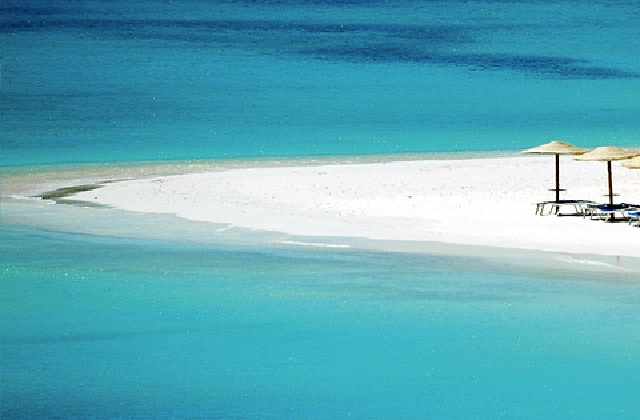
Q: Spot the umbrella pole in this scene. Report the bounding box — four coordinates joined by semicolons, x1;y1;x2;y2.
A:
555;154;560;201
607;160;613;205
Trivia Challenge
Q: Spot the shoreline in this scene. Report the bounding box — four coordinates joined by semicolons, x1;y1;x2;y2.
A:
2;153;639;274
2;204;639;277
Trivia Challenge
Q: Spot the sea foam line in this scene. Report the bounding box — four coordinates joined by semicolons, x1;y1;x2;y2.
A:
279;240;351;249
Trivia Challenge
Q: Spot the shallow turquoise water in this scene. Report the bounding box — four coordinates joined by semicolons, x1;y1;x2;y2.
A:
2;226;640;418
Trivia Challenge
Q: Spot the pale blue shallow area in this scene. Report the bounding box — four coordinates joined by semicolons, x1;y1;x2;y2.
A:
2;226;640;418
2;0;640;417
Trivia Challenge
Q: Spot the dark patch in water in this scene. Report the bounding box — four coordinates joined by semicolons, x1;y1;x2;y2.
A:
38;182;116;208
307;47;640;79
4;16;638;80
40;184;102;201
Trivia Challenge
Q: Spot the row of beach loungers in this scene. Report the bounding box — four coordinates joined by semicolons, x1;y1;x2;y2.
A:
536;200;640;227
523;142;639;227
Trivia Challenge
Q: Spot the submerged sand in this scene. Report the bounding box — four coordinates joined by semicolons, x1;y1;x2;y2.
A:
4;154;637;260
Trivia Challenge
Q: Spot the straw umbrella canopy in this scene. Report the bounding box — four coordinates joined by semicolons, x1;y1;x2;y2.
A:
574;146;640;205
521;140;588;201
622;156;640;169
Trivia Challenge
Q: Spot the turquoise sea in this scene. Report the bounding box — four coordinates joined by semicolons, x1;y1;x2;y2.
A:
2;0;640;166
2;0;640;418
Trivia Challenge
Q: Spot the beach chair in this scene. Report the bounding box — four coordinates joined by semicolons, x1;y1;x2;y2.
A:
585;203;639;222
536;199;594;216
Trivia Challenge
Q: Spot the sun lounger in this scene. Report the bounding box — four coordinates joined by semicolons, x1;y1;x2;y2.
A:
625;210;640;227
585;203;639;222
535;200;594;216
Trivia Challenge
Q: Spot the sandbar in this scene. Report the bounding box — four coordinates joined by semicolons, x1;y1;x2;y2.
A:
3;154;638;266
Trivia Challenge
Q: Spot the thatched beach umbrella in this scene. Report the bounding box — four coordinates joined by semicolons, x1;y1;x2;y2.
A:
574;146;640;205
622;156;640;169
521;140;588;201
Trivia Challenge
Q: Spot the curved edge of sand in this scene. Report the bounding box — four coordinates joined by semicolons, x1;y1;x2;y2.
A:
2;154;639;274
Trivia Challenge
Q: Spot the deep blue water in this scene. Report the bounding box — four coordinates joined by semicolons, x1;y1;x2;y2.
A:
2;1;640;417
2;0;639;166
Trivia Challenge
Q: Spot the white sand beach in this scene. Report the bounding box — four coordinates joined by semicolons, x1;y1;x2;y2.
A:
13;155;635;259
